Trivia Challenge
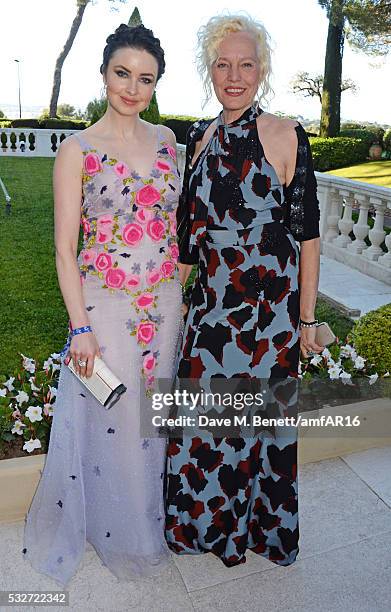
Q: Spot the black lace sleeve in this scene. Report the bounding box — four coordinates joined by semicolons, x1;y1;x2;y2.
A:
282;123;320;242
176;119;213;264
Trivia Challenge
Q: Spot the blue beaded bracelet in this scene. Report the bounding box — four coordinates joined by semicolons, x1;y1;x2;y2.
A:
71;325;92;337
60;325;92;357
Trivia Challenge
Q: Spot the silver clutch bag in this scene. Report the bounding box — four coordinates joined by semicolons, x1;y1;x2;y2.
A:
66;356;127;409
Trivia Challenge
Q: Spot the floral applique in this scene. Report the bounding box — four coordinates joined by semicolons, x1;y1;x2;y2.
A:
78;140;180;397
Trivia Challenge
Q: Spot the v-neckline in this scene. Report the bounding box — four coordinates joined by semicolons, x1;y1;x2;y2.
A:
81;127;163;180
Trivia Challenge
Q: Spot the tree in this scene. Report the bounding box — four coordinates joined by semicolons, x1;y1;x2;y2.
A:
0;109;5;119
49;0;126;117
128;6;141;26
85;96;108;124
291;71;357;104
318;0;391;137
57;103;76;117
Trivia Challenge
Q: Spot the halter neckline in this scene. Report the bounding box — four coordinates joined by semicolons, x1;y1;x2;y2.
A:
217;103;263;129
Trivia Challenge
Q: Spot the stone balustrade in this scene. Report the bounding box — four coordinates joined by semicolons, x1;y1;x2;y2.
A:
1;129;390;285
0;127;71;156
316;173;391;284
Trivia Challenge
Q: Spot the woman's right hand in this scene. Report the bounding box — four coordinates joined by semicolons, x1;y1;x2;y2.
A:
65;332;102;378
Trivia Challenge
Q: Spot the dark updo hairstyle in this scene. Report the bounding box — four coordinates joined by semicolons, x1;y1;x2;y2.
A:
100;23;165;82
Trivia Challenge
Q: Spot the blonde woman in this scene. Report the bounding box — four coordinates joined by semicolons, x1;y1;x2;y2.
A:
165;14;321;568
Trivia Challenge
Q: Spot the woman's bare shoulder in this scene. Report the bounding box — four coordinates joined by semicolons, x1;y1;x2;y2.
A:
158;123;176;146
258;112;299;134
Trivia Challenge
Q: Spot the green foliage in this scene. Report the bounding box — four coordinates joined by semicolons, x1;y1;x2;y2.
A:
57;103;76;117
349;304;391;375
383;128;391;152
160;114;202;144
341;121;364;129
315;298;355;341
309;136;368;170
0;109;5;119
2;118;87;130
140;91;160;124
85;96;107;125
340;126;385;145
128;6;142;26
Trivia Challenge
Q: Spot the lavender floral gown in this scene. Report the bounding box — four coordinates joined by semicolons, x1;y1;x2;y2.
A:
23;127;183;586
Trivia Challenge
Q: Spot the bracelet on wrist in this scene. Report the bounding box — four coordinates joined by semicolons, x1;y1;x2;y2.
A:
299;319;318;328
71;325;93;337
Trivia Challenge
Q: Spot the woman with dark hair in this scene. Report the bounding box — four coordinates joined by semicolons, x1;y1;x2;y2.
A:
23;24;182;585
165;14;322;568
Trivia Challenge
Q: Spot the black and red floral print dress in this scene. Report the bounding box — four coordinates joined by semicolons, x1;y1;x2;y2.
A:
164;104;320;567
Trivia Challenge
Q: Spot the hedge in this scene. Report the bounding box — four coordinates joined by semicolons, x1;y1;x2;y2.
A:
339;127;384;146
383;129;391;153
309;136;369;171
349;304;391;375
0;118;87;130
160;114;202;144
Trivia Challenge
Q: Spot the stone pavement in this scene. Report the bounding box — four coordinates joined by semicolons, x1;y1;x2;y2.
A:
1;446;391;612
319;254;391;318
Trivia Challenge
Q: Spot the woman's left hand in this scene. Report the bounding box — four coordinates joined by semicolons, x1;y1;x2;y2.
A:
300;326;325;360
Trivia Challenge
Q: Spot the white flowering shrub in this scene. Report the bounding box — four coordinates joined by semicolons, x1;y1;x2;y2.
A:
299;342;383;382
0;340;388;457
0;353;61;455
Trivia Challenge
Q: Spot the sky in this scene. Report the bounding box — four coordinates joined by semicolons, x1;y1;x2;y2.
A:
1;0;390;124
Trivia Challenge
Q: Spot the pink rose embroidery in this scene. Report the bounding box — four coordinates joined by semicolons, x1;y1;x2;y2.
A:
96;228;113;244
136;321;156;345
143;353;156;372
122;223;144;246
81;249;97;266
168;211;177;234
84;152;103;176
113;161;130;178
160;260;175;278
81;217;91;235
135;208;154;224
105;267;126;289
135;293;154;309
169;243;179;262
166;144;176;160
146;218;166;242
95;252;112;271
125;274;140;289
135;185;161;207
155;160;171;173
97;214;114;230
146;268;162;286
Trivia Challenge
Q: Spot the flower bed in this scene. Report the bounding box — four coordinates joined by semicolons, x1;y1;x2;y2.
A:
1;337;389;460
0;354;60;460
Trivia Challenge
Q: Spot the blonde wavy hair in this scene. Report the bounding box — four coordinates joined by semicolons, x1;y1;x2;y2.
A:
196;13;274;108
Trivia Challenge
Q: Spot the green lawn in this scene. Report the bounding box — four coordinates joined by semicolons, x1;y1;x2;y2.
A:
326;160;391;188
0;157;69;375
0;157;354;376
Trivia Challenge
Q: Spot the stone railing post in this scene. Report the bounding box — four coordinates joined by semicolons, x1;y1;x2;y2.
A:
363;197;386;261
324;187;342;243
378;232;391;268
347;194;370;254
333;189;354;248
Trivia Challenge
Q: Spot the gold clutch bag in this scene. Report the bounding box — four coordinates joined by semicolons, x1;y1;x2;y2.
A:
66;356;127;409
315;322;336;346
